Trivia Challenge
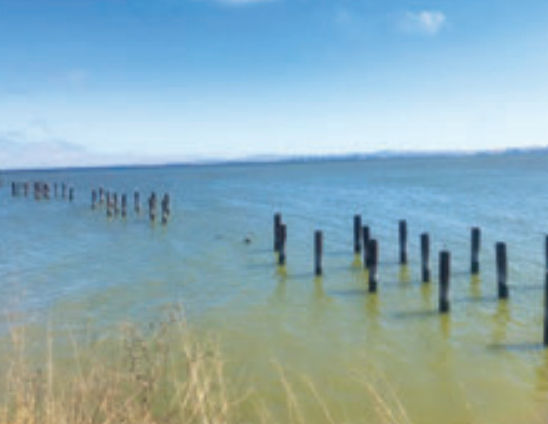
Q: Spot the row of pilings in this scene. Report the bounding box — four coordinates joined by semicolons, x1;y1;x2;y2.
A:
273;213;548;346
91;187;171;224
10;181;74;201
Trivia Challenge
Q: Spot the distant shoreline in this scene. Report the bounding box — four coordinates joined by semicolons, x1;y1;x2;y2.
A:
2;145;548;173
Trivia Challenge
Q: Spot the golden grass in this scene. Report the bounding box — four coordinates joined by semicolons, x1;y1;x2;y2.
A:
0;309;410;424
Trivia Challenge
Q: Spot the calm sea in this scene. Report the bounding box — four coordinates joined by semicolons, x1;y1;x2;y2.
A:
2;153;548;422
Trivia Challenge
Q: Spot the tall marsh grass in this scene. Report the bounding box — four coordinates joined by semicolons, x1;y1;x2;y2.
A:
0;310;410;424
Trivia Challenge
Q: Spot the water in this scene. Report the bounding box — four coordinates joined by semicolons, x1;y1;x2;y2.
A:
2;153;548;422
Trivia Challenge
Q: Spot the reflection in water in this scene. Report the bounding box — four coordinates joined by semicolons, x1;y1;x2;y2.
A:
491;301;510;345
534;350;548;398
313;277;325;301
440;314;451;339
469;274;481;299
272;266;288;302
365;293;379;321
351;254;362;269
399;265;411;284
421;282;432;307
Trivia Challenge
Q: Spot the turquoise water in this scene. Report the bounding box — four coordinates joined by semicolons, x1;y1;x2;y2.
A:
2;153;548;422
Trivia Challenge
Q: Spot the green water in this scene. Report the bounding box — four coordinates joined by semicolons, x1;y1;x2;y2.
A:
2;154;548;422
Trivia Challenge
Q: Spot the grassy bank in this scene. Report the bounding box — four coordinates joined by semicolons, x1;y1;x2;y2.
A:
0;309;410;424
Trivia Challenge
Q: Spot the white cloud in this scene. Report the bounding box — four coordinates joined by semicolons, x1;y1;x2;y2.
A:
401;10;446;35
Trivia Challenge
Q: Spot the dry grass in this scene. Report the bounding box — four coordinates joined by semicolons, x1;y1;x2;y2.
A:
0;309;410;424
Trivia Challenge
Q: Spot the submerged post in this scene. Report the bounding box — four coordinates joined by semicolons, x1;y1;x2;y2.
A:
11;182;16;196
68;187;74;202
399;219;408;264
278;224;287;266
62;183;67;199
353;214;362;254
23;182;29;197
121;194;127;218
134;191;140;213
274;213;282;252
439;250;450;313
362;226;370;269
471;227;481;274
496;242;509;299
314;230;323;276
43;183;50;200
54;183;58;198
99;187;104;204
91;190;97;209
368;239;378;293
420;233;430;283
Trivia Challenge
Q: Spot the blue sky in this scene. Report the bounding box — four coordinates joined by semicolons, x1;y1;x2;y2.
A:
1;0;548;167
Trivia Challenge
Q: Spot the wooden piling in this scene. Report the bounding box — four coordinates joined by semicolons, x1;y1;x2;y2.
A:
368;239;378;293
544;271;548;346
278;224;287;266
496;242;508;299
148;192;157;222
161;193;170;225
43;183;50;200
353;215;362;254
314;230;323;276
91;190;97;209
11;182;16;196
362;226;370;269
420;233;430;283
113;193;118;214
121;194;127;217
106;192;112;217
134;191;140;213
274;213;282;252
23;182;29;197
69;187;74;202
471;227;481;274
98;187;104;204
399;220;408;264
439;250;450;313
54;183;58;198
62;183;66;199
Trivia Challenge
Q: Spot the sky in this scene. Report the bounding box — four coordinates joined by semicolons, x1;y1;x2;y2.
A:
1;0;548;168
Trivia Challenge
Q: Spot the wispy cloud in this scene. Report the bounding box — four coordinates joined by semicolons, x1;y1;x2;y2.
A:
400;10;446;35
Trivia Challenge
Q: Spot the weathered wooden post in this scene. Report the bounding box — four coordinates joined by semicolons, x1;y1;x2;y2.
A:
471;227;481;274
278;224;287;266
23;182;29;197
98;187;104;204
33;182;41;200
161;193;170;225
54;183;58;198
134;191;140;213
106;192;112;217
354;215;362;254
91;190;97;209
368;239;378;293
121;194;127;217
314;230;323;276
399;220;408;264
439;250;450;313
11;182;16;196
62;183;67;199
496;242;509;299
68;187;74;202
362;226;370;269
420;233;430;283
43;183;50;200
112;193;118;214
274;213;282;252
148;192;157;222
